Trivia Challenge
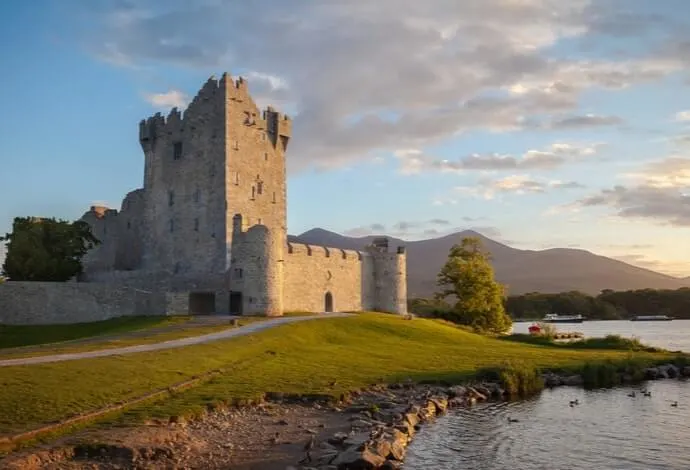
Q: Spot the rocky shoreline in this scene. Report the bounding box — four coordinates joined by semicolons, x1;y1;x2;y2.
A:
3;362;689;470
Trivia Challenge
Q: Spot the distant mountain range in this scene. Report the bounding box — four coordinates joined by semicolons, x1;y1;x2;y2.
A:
289;228;690;297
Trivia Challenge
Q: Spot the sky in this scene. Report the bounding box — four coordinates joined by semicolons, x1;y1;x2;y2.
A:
1;0;689;277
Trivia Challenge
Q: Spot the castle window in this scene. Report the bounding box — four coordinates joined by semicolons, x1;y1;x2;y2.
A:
193;188;200;203
173;141;183;160
169;219;174;233
233;268;243;279
233;140;239;150
257;181;263;195
127;221;131;230
251;186;255;200
264;152;268;161
194;218;199;232
168;190;174;207
272;192;276;204
235;172;240;185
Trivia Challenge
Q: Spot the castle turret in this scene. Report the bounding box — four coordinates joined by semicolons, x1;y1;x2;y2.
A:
230;215;284;316
370;238;407;314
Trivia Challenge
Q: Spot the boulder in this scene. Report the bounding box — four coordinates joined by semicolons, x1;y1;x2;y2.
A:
467;387;488;401
682;366;690;377
561;375;584;386
404;412;419;428
381;459;403;469
447;385;467;398
645;367;660;380
430;397;448;414
331;448;386;470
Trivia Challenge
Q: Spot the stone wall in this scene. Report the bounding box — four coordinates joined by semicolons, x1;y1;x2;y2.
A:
0;282;169;325
282;242;374;313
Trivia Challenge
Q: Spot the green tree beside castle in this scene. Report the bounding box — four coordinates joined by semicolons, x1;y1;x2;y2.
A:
1;217;99;281
436;236;512;334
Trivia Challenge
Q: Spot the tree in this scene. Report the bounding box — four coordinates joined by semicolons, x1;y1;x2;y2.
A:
436;236;512;334
1;217;99;281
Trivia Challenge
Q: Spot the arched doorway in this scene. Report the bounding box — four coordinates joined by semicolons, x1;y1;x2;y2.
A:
324;292;334;313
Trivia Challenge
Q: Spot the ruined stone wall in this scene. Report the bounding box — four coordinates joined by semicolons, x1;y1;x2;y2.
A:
138;76;229;276
282;242;375;313
80;206;120;274
0;282;170;325
114;189;146;270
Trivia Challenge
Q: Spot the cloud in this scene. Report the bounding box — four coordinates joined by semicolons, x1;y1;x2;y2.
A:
613;253;690;277
547;114;623;129
397;142;603;175
675;110;690;122
577;185;690;226
78;1;690;171
344;218;456;238
622;156;690;188
143;89;190;109
343;223;386;237
456;174;585;199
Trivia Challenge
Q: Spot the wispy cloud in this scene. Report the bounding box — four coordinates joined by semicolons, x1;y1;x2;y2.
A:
143;90;190;110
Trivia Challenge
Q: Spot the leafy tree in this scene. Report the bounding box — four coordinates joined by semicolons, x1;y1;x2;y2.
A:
436;236;512;334
1;217;99;281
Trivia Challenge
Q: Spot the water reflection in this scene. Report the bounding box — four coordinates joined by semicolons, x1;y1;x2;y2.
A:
404;381;690;470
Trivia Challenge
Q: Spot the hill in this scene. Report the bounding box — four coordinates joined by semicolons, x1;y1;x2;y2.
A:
290;229;690;296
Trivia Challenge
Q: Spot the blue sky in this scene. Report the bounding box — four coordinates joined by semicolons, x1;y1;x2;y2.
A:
1;0;690;276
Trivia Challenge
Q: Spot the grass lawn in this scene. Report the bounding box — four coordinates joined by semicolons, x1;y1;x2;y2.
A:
0;313;677;437
0;316;193;350
0;316;273;360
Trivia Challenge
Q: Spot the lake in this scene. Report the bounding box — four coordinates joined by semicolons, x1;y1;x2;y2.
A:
404;320;690;470
404;380;690;470
512;319;690;352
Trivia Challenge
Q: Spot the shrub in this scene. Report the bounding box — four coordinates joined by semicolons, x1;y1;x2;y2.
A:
478;362;544;397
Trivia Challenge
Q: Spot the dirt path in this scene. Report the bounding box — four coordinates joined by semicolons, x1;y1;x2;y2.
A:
0;313;350;368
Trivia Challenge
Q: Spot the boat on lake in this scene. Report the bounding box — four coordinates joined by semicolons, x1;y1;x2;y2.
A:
630;315;673;321
542;313;584;324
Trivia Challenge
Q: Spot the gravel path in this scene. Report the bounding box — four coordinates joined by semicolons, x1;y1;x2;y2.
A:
0;313;350;367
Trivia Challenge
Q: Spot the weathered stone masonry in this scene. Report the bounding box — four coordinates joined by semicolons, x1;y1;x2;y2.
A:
0;73;407;324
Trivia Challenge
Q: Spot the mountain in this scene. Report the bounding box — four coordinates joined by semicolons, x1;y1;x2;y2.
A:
290;228;690;297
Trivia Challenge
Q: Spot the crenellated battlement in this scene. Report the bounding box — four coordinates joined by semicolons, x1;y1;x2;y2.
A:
286;242;365;261
138;72;292;148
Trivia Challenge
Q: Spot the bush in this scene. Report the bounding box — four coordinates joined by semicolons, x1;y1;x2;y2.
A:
478;362;544;396
570;334;661;352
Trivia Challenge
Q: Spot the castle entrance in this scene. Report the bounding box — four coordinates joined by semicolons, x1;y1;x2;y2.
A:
189;292;216;315
229;291;243;315
324;292;334;313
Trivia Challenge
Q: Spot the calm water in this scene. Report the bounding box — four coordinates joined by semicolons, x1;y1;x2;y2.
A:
404;320;690;470
404;381;690;470
513;319;690;352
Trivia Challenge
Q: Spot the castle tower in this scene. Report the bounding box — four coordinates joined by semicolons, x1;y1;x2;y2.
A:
136;73;291;288
370;238;408;314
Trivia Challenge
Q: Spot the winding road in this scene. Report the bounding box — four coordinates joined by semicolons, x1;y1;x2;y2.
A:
0;313;350;367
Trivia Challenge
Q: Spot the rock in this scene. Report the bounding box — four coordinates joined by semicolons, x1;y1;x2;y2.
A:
342;432;371;450
447;385;467;398
682;366;690;377
371;439;392;460
661;364;679;379
475;385;492;398
381;459;403;469
331;448;386;469
645;367;660;380
448;397;466;408
467;387;487;401
418;401;437;421
543;373;563;387
561;375;584;386
430;397;448;414
403;412;419;428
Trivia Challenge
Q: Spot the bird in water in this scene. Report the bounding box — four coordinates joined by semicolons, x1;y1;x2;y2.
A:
628;391;636;398
507;417;520;423
569;399;579;407
643;391;652;397
672;401;679;407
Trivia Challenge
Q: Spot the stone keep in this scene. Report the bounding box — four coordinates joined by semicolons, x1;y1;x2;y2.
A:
79;73;407;316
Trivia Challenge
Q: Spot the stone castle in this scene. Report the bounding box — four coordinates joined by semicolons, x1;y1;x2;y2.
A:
77;73;407;316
